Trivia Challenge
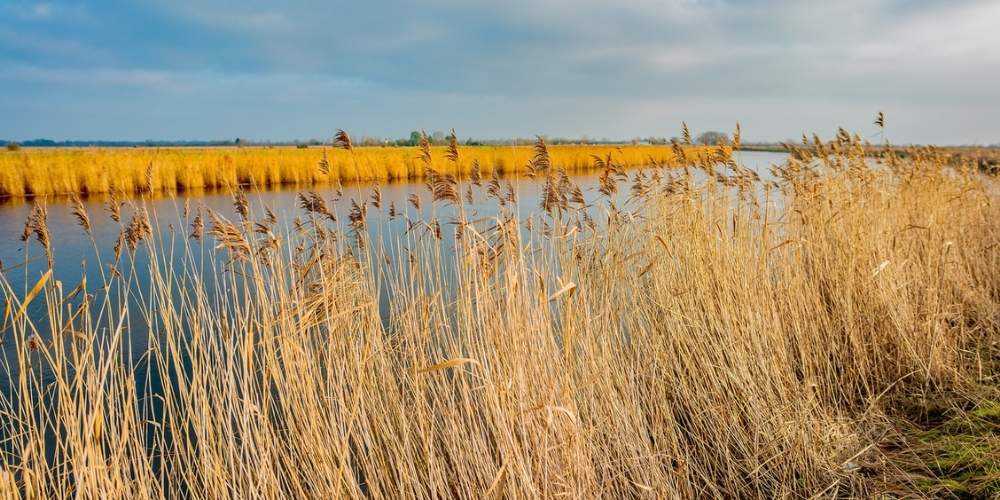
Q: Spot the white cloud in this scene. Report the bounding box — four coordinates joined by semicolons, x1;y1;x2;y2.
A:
0;65;368;94
2;0;998;143
32;3;51;18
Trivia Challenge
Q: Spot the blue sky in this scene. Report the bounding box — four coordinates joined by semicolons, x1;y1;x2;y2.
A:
1;0;998;144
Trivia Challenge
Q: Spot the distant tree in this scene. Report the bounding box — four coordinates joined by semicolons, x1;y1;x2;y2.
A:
408;131;422;146
6;142;20;151
431;131;445;145
696;131;730;146
234;138;242;146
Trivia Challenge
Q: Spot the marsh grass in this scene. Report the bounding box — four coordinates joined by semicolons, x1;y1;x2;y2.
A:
0;130;999;498
0;144;715;199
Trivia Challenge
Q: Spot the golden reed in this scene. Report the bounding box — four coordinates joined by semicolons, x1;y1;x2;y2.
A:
0;144;716;198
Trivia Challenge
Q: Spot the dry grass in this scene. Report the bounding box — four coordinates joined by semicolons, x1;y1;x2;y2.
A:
1;132;998;498
0;144;715;199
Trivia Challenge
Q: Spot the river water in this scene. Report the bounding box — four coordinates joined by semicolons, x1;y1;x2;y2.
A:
0;151;787;291
0;151;789;383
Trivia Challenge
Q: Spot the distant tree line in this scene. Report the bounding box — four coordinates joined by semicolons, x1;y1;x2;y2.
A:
2;130;734;149
3;134;683;148
7;132;995;149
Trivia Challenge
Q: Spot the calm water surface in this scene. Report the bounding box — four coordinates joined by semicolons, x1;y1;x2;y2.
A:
0;151;791;468
0;151;789;290
0;151;789;380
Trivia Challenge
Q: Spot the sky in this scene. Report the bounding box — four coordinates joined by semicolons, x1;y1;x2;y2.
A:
1;0;998;144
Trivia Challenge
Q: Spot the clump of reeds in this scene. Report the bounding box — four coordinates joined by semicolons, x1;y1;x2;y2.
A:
124;208;152;251
425;169;461;206
207;210;251;260
348;198;367;231
0;142;719;199
2;128;998;499
298;191;335;222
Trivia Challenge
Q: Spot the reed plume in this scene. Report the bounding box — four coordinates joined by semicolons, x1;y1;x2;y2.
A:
348;199;367;232
540;174;561;214
529;135;551;175
504;180;516;203
298;191;335;222
20;210;32;242
408;193;422;211
425;168;461;206
124;208;152;252
111;230;124;261
335;129;354;151
486;178;502;202
19;203;53;267
70;195;92;235
470;159;482;186
319;150;331;176
418;130;432;167
233;187;250;222
144;161;155;193
671;139;687;165
445;128;460;163
190;209;204;240
207;210;251;261
371;182;382;209
106;193;122;223
598;168;618;198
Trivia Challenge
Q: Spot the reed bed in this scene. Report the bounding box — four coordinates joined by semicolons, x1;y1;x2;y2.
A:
0;132;998;498
0;142;714;199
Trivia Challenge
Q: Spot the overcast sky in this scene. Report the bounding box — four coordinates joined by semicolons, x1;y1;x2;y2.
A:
2;0;998;144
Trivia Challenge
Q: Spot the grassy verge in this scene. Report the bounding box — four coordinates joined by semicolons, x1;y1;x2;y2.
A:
884;341;1000;498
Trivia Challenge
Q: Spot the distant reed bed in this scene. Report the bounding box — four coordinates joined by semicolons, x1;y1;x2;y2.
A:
0;142;714;198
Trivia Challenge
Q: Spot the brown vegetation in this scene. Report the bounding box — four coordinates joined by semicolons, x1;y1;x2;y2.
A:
1;130;998;498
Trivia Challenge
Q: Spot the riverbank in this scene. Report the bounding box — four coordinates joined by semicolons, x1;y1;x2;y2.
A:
743;143;1000;169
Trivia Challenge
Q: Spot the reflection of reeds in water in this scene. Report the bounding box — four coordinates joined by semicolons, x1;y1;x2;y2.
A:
2;126;1000;498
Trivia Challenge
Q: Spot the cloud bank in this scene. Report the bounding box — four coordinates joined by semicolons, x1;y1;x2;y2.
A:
1;0;997;143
